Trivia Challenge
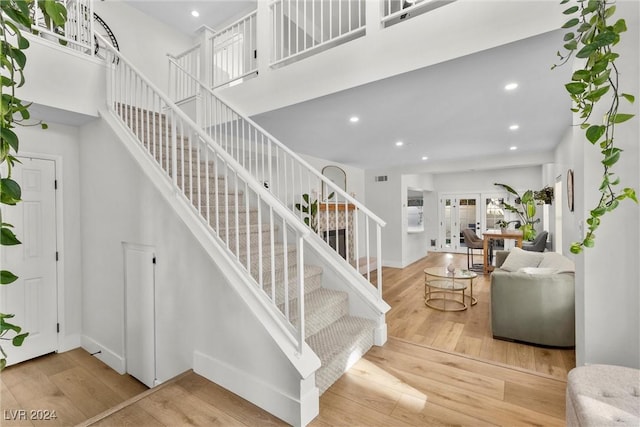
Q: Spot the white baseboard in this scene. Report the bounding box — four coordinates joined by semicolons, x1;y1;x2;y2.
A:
382;259;404;268
193;351;319;427
81;335;126;374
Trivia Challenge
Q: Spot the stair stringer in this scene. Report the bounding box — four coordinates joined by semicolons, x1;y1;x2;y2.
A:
99;107;321;426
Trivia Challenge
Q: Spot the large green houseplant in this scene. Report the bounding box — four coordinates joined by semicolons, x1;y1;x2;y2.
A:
553;0;637;254
494;183;554;241
0;0;67;370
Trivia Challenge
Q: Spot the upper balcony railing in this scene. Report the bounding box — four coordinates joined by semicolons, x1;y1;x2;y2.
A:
270;0;366;67
167;0;456;96
381;0;455;27
31;0;94;55
210;12;258;89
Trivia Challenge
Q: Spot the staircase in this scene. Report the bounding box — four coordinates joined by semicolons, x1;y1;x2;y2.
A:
116;104;377;394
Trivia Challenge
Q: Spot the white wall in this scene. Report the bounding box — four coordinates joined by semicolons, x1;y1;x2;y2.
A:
78;117;304;399
401;174;435;266
573;0;640;369
432;166;542;194
94;1;194;94
18;122;84;351
299;153;366;203
20;36;105;117
365;169;403;267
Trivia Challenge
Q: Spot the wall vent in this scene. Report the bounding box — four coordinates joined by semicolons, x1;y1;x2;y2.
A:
374;175;388;182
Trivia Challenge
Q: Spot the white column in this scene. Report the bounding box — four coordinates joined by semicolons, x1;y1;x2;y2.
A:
255;1;272;78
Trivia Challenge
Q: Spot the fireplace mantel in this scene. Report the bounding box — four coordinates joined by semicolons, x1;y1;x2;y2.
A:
319;203;356;211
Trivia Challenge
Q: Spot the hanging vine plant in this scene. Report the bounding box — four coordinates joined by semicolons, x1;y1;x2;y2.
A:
0;0;67;370
553;0;637;254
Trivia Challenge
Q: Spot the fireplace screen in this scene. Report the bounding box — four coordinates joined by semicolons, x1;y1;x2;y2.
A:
324;229;347;259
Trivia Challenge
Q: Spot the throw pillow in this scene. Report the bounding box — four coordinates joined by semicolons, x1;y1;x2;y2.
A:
538;251;575;273
500;247;544;272
517;267;560;275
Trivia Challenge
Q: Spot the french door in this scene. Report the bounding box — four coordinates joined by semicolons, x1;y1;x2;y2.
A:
439;193;512;253
439;195;481;253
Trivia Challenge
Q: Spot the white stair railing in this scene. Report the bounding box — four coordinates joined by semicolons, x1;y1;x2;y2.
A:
170;44;201;102
168;58;386;299
99;35;310;353
209;11;258;89
270;0;366;66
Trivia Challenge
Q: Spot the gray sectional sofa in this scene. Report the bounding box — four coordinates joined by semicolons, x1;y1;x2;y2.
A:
490;248;575;347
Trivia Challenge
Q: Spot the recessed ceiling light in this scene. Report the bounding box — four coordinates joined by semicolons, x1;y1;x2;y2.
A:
509;124;520;131
505;82;518;91
421;156;428;160
395;141;404;147
191;10;200;17
510;146;518;151
349;116;359;123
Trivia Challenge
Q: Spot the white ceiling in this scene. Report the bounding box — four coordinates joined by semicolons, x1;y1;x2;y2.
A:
124;1;573;171
252;29;573;170
124;0;257;35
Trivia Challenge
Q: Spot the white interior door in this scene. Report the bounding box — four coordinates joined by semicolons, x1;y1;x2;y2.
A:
124;243;156;388
1;157;58;366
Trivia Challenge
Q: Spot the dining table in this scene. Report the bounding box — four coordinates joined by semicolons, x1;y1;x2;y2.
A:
482;230;523;273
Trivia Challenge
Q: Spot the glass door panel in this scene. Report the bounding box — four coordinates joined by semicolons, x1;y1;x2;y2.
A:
441;198;455;250
459;197;480;249
440;195;481;253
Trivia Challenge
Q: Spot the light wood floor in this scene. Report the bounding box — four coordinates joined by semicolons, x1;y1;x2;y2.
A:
0;348;147;426
383;252;576;379
1;252;573;426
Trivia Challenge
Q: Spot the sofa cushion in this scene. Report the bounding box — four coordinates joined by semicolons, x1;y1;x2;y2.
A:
500;247;544;272
538;251;575;273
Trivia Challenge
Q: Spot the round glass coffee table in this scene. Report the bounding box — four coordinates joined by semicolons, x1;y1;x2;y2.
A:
424;267;478;311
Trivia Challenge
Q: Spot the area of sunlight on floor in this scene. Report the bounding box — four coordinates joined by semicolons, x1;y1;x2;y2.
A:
348;357;428;409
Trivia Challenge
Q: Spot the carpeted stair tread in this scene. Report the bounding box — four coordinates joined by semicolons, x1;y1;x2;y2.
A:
287;288;349;338
306;315;376;394
259;265;323;304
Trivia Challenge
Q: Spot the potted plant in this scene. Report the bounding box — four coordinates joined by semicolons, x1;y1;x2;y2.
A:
494;183;554;241
496;219;521;234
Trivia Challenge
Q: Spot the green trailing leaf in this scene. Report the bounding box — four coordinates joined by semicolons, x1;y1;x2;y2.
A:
0;319;21;334
12;333;28;347
585;85;610;101
562;18;580;28
0;227;21;245
585;125;605;144
576;43;597;58
610;113;634;124
593;31;617;47
572;69;591;81
0;128;19;152
0;270;18;285
613;19;627;33
620;93;635;103
563;32;575;41
623;188;638;203
592;69;611;86
563;5;578;14
0;178;22;204
565;82;586;94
